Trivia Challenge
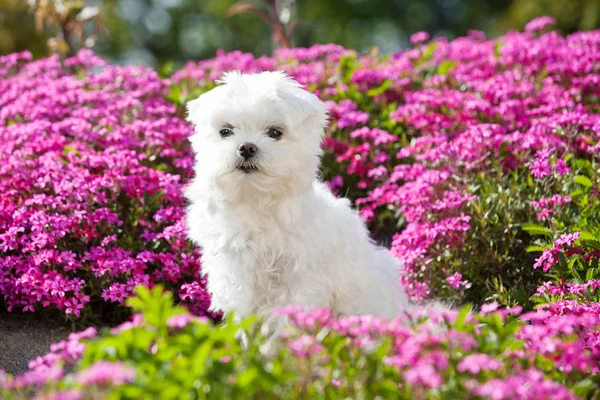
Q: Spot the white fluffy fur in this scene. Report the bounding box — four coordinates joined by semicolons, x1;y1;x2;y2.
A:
184;71;410;321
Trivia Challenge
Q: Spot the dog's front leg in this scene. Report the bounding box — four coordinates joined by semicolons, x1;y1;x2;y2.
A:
201;249;258;318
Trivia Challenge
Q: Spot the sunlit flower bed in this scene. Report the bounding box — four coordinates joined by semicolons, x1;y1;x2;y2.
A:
1;16;600;398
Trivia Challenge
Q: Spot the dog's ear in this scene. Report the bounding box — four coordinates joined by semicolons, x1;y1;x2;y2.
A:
186;87;221;128
186;71;244;128
275;73;329;138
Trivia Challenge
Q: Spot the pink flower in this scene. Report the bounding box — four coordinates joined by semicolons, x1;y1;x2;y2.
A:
552;159;570;176
472;369;576;400
534;248;558;272
0;51;215;320
404;363;442;389
166;313;208;328
446;272;469;290
480;301;499;315
288;335;324;358
529;153;551;179
536;208;553;221
110;313;144;334
457;353;503;374
0;369;8;387
525;16;556;33
410;31;430;45
554;232;580;248
74;361;136;387
326;175;344;194
68;327;96;342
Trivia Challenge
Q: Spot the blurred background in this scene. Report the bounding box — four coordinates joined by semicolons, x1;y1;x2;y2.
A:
1;0;600;68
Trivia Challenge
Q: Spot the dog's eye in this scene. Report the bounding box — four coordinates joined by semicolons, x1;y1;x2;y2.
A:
267;128;283;140
219;128;233;138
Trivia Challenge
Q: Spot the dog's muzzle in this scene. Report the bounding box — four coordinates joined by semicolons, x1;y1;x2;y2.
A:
237;142;257;160
236;142;259;173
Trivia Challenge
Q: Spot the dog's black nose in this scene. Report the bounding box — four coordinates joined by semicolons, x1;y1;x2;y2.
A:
237;142;258;160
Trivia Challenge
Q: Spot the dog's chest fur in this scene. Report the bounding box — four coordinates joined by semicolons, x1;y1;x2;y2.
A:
195;198;330;317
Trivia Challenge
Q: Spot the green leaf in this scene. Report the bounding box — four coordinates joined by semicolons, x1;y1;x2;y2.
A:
557;252;569;274
530;295;548;304
338;53;360;82
569;189;584;198
572;379;596;398
422;42;438;61
191;340;215;377
526;245;546;253
568;256;578;272
453;305;472;331
437;60;457;75
573;175;592;188
236;368;259;389
366;79;392;97
494;40;504;58
535;354;555;372
63;145;80;156
579;230;599;241
586;267;596;281
578;231;600;250
522;223;552;237
581;239;600;250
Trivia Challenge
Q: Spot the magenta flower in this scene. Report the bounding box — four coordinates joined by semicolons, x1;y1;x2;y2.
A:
404;363;442;389
74;361;135;387
457;353;503;374
166;313;208;329
110;313;144;334
554;232;580;248
525;16;556;34
288;335;324;358
536;208;553;221
529;154;551;179
480;301;499;315
410;31;430;45
326;175;344;194
552;159;570;176
446;272;469;290
472;369;576;400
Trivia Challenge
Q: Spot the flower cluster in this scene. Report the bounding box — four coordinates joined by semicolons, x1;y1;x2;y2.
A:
280;305;599;398
3;286;598;399
0;49;215;321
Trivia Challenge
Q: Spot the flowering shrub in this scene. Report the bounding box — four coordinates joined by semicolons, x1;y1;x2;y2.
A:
0;50;215;322
2;286;598;399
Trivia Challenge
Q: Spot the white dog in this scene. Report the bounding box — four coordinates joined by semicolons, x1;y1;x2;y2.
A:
184;71;410;322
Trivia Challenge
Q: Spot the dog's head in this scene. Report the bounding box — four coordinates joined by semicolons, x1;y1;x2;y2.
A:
186;71;328;204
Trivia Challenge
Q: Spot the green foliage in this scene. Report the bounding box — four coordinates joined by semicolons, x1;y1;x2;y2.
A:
526;158;600;304
3;286;597;399
422;165;542;308
413;152;600;310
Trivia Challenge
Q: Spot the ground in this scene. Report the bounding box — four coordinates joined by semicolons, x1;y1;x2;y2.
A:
0;313;70;374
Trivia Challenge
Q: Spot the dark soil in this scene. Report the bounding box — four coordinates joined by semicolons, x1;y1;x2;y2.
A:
0;312;72;374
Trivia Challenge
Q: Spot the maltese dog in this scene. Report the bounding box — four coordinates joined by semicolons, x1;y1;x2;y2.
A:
184;71;410;322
